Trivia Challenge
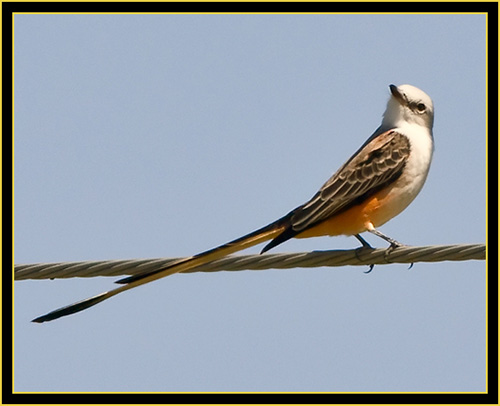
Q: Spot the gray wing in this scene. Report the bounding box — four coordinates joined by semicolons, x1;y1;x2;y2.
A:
290;130;410;232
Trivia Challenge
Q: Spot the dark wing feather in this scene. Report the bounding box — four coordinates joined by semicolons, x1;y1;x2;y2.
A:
292;130;410;230
261;130;410;252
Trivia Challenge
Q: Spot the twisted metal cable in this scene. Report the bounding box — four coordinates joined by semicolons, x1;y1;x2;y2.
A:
14;243;486;281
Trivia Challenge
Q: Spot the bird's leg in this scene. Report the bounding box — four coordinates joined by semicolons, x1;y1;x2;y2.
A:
354;234;375;273
355;233;372;248
368;228;404;249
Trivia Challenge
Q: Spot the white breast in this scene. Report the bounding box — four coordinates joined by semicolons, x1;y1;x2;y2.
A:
374;123;434;227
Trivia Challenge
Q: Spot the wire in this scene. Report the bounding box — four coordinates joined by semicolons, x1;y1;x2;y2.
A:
14;243;486;281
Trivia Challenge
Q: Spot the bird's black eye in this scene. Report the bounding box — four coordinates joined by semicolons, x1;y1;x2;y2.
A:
416;103;426;112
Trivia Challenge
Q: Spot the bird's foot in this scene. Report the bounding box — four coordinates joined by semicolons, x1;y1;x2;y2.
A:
354;234;375;273
383;241;413;269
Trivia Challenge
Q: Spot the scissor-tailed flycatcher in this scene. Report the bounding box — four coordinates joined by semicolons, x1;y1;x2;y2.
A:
33;84;434;323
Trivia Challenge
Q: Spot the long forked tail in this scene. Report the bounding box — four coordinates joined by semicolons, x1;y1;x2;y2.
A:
31;220;287;323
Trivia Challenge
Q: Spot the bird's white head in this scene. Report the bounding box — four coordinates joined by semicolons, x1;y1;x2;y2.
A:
381;84;434;132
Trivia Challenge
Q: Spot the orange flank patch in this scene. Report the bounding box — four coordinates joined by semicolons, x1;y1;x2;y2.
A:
295;187;396;238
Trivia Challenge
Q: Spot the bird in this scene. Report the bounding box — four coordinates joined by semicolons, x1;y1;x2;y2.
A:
32;83;434;323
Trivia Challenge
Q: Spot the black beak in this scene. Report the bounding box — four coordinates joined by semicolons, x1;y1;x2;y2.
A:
389;84;406;105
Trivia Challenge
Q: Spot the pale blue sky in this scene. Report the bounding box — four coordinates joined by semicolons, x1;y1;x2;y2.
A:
14;13;486;392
